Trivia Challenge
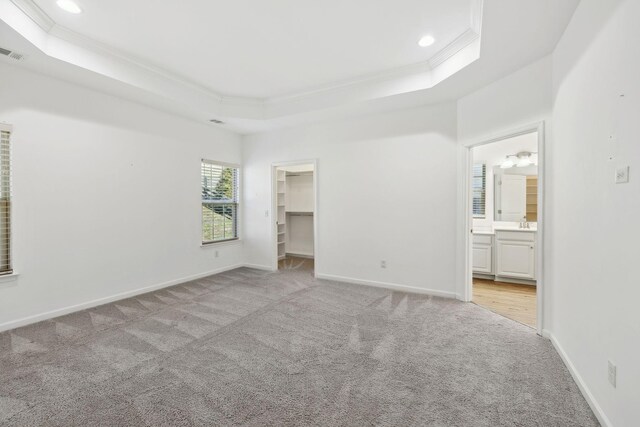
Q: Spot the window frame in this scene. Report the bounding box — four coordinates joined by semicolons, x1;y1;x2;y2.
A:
472;163;487;219
0;123;13;276
201;159;240;245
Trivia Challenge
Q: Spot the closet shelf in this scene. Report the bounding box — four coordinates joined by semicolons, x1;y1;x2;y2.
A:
286;210;313;214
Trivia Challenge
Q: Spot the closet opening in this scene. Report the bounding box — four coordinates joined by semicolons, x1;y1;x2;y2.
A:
272;161;317;275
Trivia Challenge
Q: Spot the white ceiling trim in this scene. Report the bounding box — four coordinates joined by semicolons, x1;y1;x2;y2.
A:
2;0;483;122
267;29;481;106
9;0;51;30
429;28;478;69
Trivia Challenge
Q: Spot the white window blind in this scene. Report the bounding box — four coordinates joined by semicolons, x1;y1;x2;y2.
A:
201;160;239;244
0;129;12;274
472;163;486;218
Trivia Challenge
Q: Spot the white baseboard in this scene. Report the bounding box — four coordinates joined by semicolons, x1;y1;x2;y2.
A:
0;263;245;333
543;329;612;427
316;273;456;299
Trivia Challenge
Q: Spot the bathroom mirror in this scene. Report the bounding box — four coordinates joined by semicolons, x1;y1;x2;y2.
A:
494;166;538;222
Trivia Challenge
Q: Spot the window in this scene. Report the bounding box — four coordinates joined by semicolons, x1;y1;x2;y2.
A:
201;160;239;244
0;126;11;274
472;163;486;218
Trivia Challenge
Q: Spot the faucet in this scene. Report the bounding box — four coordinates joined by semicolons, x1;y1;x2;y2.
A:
519;217;529;229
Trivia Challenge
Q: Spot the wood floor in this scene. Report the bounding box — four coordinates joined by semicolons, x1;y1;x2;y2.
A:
473;278;537;328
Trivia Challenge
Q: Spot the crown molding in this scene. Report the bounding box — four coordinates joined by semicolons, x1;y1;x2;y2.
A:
9;0;52;31
47;24;227;103
429;28;479;69
267;60;433;105
1;0;484;122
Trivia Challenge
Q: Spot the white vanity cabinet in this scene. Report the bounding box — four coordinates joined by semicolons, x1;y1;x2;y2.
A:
472;234;494;275
495;230;536;280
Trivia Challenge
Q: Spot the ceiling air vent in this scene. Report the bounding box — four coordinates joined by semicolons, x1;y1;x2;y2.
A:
209;119;225;125
0;47;25;62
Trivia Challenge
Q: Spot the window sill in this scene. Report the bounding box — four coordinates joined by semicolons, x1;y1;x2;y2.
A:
201;239;241;248
0;272;19;289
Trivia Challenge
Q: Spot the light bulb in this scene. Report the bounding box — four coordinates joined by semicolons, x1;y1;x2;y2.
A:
418;35;435;47
501;157;515;169
56;0;82;14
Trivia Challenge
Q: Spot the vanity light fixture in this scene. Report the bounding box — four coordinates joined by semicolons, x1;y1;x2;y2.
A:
418;35;435;47
516;152;533;167
500;152;536;169
500;156;516;169
56;0;83;14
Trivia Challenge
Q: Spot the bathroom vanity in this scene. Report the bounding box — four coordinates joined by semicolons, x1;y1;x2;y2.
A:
473;228;536;284
471;158;538;285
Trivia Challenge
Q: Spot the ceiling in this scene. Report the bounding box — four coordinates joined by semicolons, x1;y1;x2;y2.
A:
0;0;580;133
32;0;473;99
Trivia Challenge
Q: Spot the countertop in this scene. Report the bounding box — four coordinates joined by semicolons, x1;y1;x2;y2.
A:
474;227;537;235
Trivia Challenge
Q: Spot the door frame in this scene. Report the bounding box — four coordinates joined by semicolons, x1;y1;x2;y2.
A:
270;159;319;276
460;122;545;334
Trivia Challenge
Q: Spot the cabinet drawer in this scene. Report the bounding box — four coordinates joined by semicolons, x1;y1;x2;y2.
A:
473;234;493;245
496;231;535;242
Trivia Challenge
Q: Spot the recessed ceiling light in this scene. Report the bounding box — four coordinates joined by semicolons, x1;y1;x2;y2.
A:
56;0;82;14
418;35;435;47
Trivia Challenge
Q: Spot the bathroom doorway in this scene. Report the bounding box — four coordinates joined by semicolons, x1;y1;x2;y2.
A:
464;124;544;332
272;161;318;275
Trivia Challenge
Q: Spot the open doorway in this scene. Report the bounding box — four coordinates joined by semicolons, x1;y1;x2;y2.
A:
468;127;543;330
272;161;317;275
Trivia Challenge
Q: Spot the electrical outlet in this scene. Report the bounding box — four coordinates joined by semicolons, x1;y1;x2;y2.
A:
608;360;616;387
380;260;387;269
214;250;219;258
615;166;629;184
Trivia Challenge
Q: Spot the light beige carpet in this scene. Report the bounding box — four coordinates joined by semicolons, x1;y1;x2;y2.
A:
0;263;598;426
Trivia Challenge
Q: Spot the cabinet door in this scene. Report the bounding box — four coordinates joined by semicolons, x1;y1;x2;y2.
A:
473;245;493;274
496;240;535;279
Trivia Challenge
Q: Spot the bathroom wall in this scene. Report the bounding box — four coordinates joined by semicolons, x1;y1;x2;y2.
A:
471;132;539;230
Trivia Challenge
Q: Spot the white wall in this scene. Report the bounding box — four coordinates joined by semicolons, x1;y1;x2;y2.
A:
243;103;459;296
285;174;314;213
457;56;552;144
0;62;243;330
287;215;314;257
549;1;640;425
